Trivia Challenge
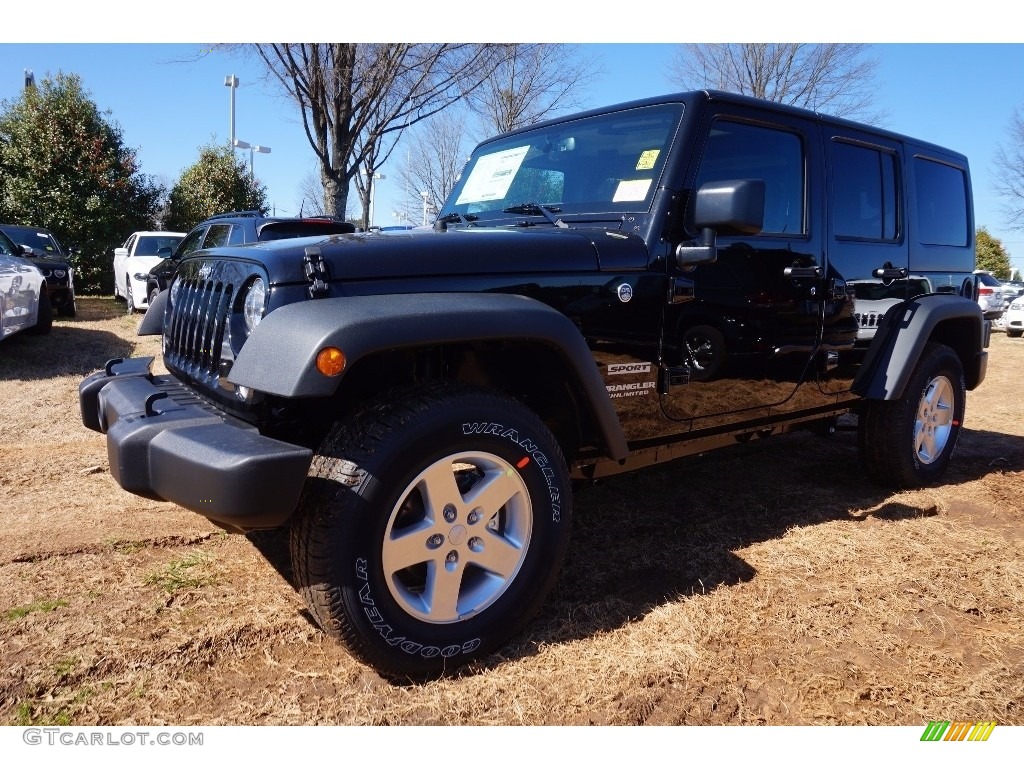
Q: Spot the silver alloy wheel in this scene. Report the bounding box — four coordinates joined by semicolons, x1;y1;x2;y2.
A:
913;374;955;464
382;451;533;624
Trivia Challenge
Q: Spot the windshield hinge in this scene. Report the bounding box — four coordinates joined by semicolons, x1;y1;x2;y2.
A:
303;246;330;298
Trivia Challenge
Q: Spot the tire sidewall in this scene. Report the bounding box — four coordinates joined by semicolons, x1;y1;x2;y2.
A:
324;393;570;671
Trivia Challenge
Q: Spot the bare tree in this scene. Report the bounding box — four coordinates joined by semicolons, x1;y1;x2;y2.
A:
251;44;501;220
994;108;1024;231
296;167;353;219
396;109;470;224
667;44;880;119
468;44;600;135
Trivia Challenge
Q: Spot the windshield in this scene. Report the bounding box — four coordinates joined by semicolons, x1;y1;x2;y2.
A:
136;235;184;256
4;228;64;256
440;103;684;224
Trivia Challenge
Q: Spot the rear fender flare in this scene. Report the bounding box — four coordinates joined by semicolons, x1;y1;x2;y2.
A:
853;294;987;400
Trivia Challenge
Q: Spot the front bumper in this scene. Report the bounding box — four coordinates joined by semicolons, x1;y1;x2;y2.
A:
79;357;313;530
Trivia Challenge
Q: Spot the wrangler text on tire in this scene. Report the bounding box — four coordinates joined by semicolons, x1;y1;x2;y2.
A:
858;342;965;488
289;384;573;679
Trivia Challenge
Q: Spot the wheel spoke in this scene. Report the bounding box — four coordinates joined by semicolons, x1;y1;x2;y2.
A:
423;560;464;622
417;461;464;520
472;530;526;579
383;519;439;573
462;468;522;516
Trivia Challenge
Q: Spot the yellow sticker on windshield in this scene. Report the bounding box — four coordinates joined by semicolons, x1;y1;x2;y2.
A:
636;150;660;171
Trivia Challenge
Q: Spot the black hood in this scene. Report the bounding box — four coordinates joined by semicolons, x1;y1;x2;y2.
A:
187;227;650;285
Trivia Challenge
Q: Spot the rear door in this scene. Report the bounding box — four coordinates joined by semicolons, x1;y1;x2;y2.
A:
819;127;907;395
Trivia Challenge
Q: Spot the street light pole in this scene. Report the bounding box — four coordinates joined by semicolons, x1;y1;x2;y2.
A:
224;75;239;146
362;172;385;228
420;190;431;226
232;139;271;180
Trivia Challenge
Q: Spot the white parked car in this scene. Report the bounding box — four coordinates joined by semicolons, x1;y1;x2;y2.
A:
1005;295;1024;338
113;231;185;312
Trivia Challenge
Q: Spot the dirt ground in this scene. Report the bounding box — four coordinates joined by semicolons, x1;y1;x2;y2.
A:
1;297;1021;726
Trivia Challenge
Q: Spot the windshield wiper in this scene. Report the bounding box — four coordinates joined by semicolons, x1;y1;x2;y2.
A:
501;203;568;228
435;212;479;228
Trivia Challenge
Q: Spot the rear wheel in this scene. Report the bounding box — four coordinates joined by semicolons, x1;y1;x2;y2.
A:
289;384;573;679
682;324;724;381
859;342;965;488
1008;329;1023;339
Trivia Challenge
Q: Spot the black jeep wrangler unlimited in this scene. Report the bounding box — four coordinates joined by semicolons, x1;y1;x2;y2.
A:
80;91;988;678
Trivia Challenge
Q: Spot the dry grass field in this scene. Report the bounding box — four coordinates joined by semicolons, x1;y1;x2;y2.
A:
1;297;1021;726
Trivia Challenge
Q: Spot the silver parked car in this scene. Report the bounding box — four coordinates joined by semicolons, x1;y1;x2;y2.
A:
0;228;51;341
975;270;1012;321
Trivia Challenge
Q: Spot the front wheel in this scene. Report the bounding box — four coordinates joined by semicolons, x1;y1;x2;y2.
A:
125;275;137;313
858;342;965;488
290;384;573;679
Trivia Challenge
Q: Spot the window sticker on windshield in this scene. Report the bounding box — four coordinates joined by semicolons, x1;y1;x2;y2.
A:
636;150;660;171
612;179;653;202
455;145;531;204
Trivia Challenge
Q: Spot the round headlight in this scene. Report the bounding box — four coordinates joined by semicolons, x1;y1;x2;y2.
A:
54;269;66;278
242;277;267;333
169;276;183;306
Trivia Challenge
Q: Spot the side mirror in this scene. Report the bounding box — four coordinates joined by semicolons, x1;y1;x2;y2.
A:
113;247;129;259
675;179;765;268
156;246;173;257
19;244;34;256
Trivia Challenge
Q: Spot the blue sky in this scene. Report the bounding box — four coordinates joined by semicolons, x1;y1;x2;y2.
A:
1;27;1024;275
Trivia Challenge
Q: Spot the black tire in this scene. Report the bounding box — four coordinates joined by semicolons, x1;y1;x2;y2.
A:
290;384;573;679
148;286;160;309
1008;330;1023;339
27;290;53;335
682;324;725;381
57;296;76;317
125;275;137;313
858;342;965;488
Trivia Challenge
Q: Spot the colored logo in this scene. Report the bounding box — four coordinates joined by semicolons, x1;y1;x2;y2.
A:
920;721;997;741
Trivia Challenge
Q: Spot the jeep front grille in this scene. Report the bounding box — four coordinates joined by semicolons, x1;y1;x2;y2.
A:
165;277;234;379
162;258;266;388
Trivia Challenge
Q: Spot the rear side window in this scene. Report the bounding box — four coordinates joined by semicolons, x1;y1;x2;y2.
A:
695;120;805;236
203;224;232;248
915;157;969;246
832;141;898;240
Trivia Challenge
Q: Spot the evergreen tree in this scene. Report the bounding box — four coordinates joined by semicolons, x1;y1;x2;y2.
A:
165;143;268;232
976;226;1012;279
0;71;164;295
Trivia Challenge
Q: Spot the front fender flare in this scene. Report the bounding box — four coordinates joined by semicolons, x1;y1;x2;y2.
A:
228;293;629;461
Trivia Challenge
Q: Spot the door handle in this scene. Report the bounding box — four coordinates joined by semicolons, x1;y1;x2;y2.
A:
872;263;908;281
783;266;824;279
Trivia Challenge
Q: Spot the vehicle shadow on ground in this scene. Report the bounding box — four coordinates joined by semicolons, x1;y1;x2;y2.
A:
0;324;134;381
245;425;1024;680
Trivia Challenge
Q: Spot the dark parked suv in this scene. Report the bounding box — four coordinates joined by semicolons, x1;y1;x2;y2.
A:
144;211;355;306
82;91;988;679
0;224;77;317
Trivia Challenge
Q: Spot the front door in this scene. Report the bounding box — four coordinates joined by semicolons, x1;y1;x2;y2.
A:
660;108;830;430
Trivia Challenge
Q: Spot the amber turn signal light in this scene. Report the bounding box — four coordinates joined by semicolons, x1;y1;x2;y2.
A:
316;347;346;376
